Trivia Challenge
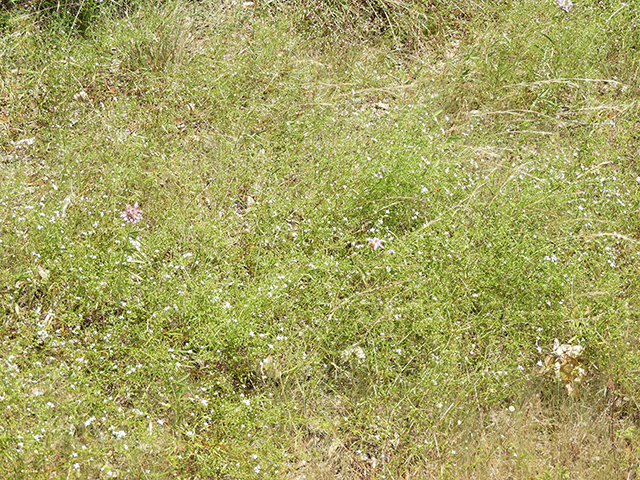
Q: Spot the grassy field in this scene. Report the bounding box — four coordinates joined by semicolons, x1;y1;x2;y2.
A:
1;0;639;478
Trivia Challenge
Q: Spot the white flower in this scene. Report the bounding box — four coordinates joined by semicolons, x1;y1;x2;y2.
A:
557;0;572;12
340;346;366;364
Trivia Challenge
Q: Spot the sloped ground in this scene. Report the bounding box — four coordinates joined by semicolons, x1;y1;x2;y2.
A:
1;0;639;478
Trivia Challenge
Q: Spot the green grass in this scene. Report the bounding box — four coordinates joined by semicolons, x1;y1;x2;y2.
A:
1;0;640;478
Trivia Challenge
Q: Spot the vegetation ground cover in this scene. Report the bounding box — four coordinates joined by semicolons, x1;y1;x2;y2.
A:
1;0;639;478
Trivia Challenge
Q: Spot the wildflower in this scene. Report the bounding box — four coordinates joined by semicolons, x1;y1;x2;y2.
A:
557;0;572;12
367;237;384;250
340;346;366;364
120;203;143;224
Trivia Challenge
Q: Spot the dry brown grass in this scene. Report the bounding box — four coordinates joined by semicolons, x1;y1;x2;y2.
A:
276;380;640;479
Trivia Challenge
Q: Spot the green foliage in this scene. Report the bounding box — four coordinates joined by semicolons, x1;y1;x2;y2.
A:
1;0;640;477
1;0;137;34
259;0;494;49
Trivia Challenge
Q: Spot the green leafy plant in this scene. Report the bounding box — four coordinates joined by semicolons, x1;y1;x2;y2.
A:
1;0;639;477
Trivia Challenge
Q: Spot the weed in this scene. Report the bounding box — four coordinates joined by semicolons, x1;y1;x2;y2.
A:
1;0;639;478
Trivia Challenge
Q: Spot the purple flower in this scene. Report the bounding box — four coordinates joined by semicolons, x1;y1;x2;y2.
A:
367;237;384;250
120;203;143;224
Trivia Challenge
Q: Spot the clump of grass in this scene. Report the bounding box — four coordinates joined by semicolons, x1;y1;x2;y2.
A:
110;0;199;73
1;0;138;34
259;0;493;50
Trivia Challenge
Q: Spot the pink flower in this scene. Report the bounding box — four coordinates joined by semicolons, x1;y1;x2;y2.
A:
367;237;384;250
557;0;572;12
120;203;143;224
